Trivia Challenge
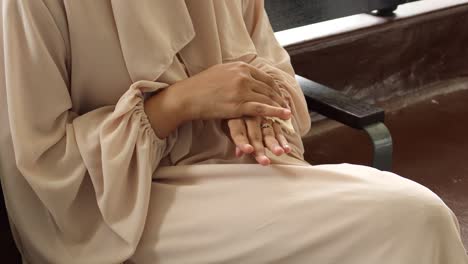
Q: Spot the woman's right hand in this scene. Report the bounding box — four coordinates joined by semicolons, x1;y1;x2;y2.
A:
172;61;291;121
145;62;291;139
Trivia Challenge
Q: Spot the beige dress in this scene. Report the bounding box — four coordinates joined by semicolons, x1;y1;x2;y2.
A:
0;0;466;263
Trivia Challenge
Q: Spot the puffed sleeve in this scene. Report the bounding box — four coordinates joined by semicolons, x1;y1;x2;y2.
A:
2;0;172;262
243;0;311;136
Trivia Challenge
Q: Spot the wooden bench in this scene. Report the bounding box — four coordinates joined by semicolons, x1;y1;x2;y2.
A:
266;0;406;31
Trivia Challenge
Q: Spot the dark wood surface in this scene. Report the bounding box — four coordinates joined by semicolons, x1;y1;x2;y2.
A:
0;186;21;263
297;75;385;129
286;4;468;104
265;0;412;31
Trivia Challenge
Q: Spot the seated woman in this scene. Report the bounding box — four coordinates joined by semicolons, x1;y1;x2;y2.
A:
0;0;466;263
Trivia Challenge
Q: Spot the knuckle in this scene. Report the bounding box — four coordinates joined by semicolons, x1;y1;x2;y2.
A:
235;75;249;86
266;75;274;83
233;134;247;143
268;90;281;101
255;105;266;115
264;128;275;136
264;136;274;144
274;123;283;133
236;61;249;69
232;106;244;118
235;130;246;138
250;133;262;142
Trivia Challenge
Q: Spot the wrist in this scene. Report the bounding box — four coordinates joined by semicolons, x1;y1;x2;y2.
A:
168;79;199;122
144;86;187;138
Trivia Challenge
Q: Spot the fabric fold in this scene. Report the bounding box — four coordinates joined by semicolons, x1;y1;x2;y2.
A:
69;80;175;255
110;0;196;82
178;0;258;75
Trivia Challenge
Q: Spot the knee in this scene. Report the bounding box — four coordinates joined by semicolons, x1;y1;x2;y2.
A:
367;171;458;235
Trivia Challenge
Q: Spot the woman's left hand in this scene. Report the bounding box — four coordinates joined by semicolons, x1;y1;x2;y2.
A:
227;117;292;166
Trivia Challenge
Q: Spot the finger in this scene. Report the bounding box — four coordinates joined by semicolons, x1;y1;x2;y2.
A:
262;120;284;156
245;93;283;109
241;102;291;120
246;117;270;166
250;81;288;108
248;66;285;105
249;77;283;98
273;122;292;153
245;64;279;93
235;146;243;157
227;119;254;154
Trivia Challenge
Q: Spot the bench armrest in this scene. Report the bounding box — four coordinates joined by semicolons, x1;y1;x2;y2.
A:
296;75;385;130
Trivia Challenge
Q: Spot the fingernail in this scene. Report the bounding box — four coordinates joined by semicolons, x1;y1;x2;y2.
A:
261;156;271;166
274;146;284;155
243;144;254;153
284;144;291;153
257;155;270;166
235;147;242;157
283;109;291;115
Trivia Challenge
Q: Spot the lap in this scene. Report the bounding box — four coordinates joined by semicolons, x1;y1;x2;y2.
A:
129;164;459;264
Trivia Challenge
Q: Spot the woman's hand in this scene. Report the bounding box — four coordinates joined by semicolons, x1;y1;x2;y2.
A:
228;117;292;166
145;61;290;139
171;61;291;121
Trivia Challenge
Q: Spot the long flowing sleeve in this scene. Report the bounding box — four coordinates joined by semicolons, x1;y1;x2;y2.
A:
2;0;171;262
243;0;311;137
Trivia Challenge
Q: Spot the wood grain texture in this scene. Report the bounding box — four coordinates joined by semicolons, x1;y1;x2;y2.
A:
287;4;468;106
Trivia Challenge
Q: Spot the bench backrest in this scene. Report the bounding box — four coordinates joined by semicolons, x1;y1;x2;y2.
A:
265;0;410;31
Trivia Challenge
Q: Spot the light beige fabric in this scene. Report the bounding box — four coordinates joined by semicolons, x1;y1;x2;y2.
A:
0;0;466;263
